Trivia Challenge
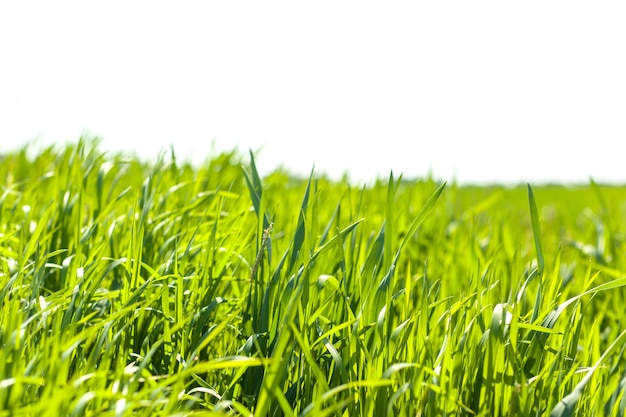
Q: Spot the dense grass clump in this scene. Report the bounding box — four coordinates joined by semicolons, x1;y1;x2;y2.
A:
2;140;626;416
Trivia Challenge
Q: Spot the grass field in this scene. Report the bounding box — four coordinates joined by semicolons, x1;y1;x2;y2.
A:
2;140;626;416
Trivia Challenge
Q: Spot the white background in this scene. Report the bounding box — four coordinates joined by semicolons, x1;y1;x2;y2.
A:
1;2;625;184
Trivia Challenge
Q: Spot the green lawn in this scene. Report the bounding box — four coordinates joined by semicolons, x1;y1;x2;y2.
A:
2;140;626;416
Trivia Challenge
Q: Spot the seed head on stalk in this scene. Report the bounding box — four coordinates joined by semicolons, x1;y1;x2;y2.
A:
250;222;273;283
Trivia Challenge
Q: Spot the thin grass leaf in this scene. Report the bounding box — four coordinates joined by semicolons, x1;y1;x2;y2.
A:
527;184;544;275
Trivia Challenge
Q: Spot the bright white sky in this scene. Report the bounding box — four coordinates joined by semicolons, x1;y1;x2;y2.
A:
1;2;625;184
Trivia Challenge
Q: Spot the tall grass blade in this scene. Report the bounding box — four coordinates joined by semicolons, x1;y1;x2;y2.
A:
527;184;544;275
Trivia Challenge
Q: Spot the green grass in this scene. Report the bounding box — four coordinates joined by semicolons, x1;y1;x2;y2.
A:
2;139;626;416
